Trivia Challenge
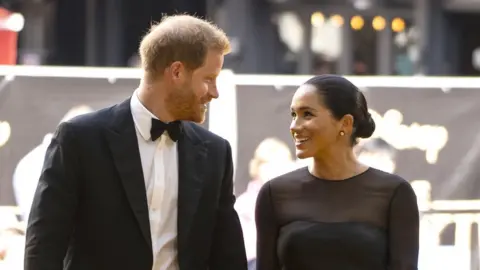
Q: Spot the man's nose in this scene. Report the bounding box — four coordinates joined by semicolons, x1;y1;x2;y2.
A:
209;86;219;99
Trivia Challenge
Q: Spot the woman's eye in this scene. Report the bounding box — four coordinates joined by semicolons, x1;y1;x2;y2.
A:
290;112;296;118
304;111;313;117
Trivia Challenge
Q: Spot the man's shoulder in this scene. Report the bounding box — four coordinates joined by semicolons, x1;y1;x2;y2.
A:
183;122;226;144
56;103;122;141
67;105;114;126
62;103;120;131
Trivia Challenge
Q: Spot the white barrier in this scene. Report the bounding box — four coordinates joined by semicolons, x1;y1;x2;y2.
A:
2;65;480;88
234;73;480;89
0;65;143;79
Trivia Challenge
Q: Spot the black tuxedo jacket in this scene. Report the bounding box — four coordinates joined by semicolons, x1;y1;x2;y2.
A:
24;98;247;270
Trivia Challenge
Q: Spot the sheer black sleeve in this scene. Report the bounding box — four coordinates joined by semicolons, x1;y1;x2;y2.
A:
387;181;419;270
255;182;281;270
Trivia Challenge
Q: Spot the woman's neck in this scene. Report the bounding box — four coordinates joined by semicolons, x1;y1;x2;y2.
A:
310;147;367;181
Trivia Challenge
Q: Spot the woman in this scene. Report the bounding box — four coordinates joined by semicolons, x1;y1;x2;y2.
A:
255;74;419;270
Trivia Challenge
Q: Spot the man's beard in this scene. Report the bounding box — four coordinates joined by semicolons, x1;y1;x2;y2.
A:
165;83;206;123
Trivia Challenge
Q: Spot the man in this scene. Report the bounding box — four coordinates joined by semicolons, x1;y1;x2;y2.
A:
25;15;247;270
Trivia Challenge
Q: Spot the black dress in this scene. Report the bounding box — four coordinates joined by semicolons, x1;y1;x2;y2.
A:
255;167;419;270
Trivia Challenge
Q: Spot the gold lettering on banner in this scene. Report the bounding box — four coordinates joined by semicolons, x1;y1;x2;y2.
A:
0;120;11;148
369;109;448;164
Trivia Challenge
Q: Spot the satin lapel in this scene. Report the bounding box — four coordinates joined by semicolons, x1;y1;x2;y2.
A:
177;122;208;263
104;98;152;249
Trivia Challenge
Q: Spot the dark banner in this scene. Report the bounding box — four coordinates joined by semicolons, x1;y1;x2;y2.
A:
3;78;480;203
234;85;480;201
0;76;209;205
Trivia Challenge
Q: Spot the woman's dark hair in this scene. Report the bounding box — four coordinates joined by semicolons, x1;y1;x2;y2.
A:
304;74;375;145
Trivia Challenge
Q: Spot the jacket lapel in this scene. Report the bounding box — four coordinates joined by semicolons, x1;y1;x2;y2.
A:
177;122;208;263
104;98;152;249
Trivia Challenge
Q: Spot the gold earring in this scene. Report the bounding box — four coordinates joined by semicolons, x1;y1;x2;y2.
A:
340;131;345;136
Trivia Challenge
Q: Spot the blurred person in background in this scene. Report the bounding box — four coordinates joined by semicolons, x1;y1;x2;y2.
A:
255;75;419;270
0;209;25;270
128;54;141;67
353;60;369;75
12;105;93;221
235;138;296;270
355;137;397;173
0;227;25;270
24;14;247;270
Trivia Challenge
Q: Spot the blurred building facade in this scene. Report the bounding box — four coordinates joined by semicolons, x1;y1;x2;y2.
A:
217;0;480;76
3;0;480;75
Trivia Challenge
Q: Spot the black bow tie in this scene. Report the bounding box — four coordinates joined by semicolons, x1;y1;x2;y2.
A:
150;119;182;142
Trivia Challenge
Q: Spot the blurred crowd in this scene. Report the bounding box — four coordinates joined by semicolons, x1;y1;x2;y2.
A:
0;207;24;270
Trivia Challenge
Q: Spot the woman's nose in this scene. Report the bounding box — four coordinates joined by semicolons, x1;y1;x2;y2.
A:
290;121;300;135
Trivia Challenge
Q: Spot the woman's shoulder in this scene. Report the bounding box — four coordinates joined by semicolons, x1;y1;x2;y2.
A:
365;167;415;197
256;167;309;208
270;166;309;182
259;166;310;194
367;167;408;184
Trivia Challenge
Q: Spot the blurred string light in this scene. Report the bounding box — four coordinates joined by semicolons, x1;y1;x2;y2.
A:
350;15;364;30
311;12;344;28
311;12;324;27
310;13;406;32
391;17;406;32
330;14;344;27
372;16;386;31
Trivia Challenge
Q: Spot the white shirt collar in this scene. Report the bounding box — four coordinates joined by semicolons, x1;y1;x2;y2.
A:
130;90;157;141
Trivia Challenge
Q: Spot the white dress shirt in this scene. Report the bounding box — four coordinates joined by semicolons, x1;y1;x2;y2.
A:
130;92;179;270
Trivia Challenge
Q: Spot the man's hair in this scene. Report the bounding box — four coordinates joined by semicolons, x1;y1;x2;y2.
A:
139;14;231;79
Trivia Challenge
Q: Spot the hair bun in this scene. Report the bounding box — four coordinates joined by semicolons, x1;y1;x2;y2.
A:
355;113;375;139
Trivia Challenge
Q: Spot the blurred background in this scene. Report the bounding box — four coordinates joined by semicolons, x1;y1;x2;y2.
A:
0;0;479;75
1;0;480;269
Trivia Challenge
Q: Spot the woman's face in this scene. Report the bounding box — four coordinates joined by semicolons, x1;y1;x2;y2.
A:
289;85;350;159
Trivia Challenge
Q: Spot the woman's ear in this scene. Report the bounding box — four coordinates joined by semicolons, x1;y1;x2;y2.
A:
340;114;354;135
